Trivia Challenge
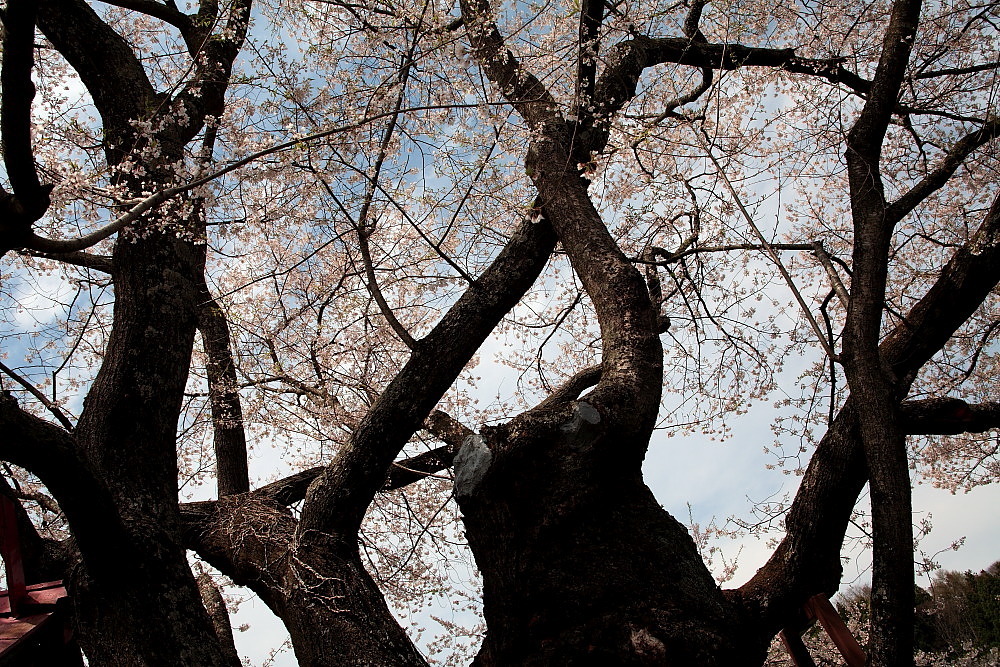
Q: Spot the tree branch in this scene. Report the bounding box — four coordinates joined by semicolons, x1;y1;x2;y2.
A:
20;249;115;273
594;37;868;122
0;391;133;581
914;61;1000;79
738;189;1000;646
888;118;1000;224
0;0;53;252
255;411;474;506
0;361;75;431
97;0;191;31
36;0;156;159
169;0;251;146
1;0;45;203
423;409;474;450
460;0;560;128
574;0;605;113
16;102;516;254
180;496;295;613
536;365;602;409
198;285;250;497
296;211;556;536
196;571;243;667
899;398;1000;435
840;2;924;658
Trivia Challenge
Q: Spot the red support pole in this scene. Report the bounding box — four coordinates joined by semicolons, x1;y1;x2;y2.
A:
806;594;867;667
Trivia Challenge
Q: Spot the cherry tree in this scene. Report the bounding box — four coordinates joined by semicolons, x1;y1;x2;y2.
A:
1;0;998;664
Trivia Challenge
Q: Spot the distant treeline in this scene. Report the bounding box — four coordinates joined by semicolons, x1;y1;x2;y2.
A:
838;561;1000;663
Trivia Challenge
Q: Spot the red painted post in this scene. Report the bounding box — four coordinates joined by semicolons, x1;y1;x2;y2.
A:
0;496;28;616
806;594;867;667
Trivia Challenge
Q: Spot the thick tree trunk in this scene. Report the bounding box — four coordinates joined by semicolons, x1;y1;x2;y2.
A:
27;0;253;658
457;402;762;666
63;226;234;666
67;562;231;666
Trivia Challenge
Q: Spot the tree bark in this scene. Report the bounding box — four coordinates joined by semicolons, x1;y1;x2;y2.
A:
20;0;253;660
457;402;760;665
198;284;251;497
197;571;244;667
841;1;924;661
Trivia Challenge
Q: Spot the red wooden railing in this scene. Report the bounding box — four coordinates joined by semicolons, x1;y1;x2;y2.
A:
0;494;79;665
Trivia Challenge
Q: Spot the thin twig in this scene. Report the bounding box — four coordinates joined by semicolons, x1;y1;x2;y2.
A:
691;124;840;362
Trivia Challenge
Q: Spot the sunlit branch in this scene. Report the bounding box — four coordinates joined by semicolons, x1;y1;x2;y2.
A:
812;242;850;308
0;471;61;515
536;364;602;409
423;409;474;450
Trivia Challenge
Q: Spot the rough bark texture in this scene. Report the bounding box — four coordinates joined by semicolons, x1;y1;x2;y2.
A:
458;403;760;665
183;489;429;667
842;1;924;662
55;200;236;665
3;0;254;661
448;2;757;658
197;571;244;667
199;285;251;497
176;214;558;665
